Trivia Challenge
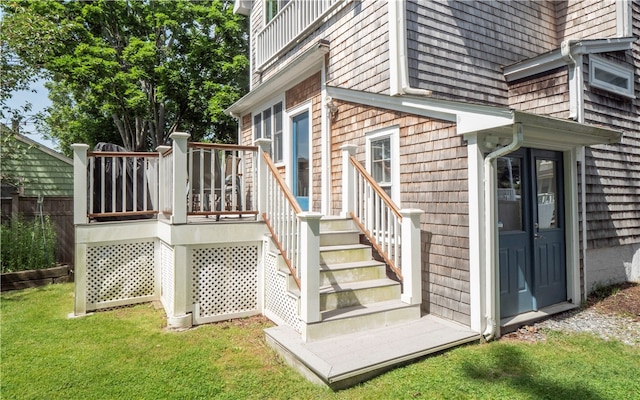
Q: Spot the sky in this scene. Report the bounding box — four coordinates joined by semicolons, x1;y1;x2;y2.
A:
5;79;57;150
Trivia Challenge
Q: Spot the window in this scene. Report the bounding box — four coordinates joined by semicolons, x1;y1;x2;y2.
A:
371;137;392;197
265;0;290;23
366;126;400;204
589;56;635;98
253;101;284;163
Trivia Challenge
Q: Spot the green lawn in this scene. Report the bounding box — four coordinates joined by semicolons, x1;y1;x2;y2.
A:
2;284;639;399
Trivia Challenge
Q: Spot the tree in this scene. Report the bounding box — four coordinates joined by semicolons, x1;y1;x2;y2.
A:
1;0;249;152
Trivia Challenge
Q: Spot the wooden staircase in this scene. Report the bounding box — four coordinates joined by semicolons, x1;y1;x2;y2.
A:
288;216;421;341
264;216;480;389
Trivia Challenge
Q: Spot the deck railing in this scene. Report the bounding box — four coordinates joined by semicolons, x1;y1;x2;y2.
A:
85;151;159;219
72;135;259;223
186;143;258;219
256;0;340;69
341;145;423;305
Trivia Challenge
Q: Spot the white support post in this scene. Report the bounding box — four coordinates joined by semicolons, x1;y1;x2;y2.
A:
341;144;357;217
400;209;424;305
72;144;90;225
73;243;87;316
298;212;322;330
170;132;190;224
156;145;171;218
255;138;272;221
167;244;192;329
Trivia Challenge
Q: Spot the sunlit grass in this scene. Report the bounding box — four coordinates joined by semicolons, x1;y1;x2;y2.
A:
2;283;639;399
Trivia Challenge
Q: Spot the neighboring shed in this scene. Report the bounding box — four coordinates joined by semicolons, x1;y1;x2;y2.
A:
1;132;74;265
1;133;74;197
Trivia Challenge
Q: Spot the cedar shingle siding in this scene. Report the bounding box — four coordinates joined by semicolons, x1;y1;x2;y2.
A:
330;101;470;324
243;0;640;324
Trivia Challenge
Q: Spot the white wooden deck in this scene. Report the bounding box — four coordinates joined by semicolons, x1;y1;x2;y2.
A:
265;315;480;390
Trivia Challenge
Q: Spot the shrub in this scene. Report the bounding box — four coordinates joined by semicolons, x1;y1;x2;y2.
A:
1;214;56;273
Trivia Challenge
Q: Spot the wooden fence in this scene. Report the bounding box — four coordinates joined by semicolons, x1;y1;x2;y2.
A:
1;195;74;265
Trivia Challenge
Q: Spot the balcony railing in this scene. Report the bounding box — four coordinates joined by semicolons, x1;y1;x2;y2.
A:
256;0;340;69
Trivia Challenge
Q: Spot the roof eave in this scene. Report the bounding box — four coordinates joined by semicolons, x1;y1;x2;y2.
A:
503;37;637;82
226;40;329;117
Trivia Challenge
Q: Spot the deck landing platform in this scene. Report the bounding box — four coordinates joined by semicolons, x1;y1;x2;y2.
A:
265;315;480;390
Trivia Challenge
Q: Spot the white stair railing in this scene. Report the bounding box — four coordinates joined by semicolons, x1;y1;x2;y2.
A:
256;139;321;325
341;144;423;305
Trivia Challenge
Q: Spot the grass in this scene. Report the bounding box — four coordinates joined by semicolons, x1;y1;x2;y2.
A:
2;284;640;400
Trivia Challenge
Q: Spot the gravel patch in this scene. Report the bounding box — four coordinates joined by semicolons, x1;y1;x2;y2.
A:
504;308;640;346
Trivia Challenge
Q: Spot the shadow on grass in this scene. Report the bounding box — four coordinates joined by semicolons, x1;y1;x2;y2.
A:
461;344;604;400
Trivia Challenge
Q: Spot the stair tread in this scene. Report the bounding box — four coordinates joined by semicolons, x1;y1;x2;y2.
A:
320;243;370;252
320;299;417;321
319;229;360;235
319;278;399;294
320;260;385;271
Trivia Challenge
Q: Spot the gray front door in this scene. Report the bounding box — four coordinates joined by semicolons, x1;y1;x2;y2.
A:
498;148;566;318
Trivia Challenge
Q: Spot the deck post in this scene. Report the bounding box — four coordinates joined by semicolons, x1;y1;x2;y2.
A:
170;132;190;224
298;212;323;333
341;144;357;217
72;144;90;225
156;145;171;218
400;209;424;305
255;138;272;221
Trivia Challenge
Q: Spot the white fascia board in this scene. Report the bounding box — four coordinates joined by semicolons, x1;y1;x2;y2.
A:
468;110;622;148
572;37;636;54
226;40;329;117
327;86;516;134
503;37;636;82
503;49;565;82
326;86;456;122
233;0;251;16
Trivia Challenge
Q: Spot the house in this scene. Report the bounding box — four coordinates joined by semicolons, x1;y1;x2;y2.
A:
72;0;639;389
1;132;75;264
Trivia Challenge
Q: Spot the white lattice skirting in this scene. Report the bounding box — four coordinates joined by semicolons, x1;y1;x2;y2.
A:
263;249;301;333
191;244;259;324
86;241;156;310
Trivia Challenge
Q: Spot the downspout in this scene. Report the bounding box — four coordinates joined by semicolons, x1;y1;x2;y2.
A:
482;122;524;340
562;39;588;299
390;0;432;96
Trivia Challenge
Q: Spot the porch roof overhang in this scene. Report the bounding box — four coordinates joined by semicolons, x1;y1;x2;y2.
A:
503;37;636;82
225;40;330;118
460;110;623;150
326;86;623;149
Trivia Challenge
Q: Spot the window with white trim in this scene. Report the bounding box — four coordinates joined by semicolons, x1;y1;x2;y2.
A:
366;126;400;205
265;0;290;23
253;101;284;163
589;56;635;98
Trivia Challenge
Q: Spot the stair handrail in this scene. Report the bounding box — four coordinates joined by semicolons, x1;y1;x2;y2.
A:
261;150;302;288
348;154;403;281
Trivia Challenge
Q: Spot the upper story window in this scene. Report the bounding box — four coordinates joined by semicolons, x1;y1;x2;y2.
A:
265;0;290;23
589;56;635;98
254;101;284;163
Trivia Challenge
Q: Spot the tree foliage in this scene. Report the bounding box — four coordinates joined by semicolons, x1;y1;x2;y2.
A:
1;0;249;152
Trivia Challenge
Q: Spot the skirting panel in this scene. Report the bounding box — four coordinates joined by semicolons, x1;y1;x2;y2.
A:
86;241;156;309
264;250;301;333
191;244;259;324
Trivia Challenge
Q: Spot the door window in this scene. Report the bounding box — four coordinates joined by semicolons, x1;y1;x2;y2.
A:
497;157;523;232
536;159;557;229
